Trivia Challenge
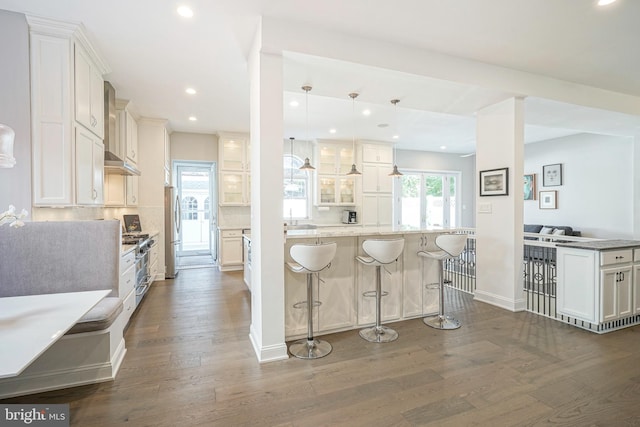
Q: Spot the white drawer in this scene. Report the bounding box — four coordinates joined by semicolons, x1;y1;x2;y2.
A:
119;266;136;297
600;249;632;266
123;289;135;322
221;229;242;238
120;251;136;275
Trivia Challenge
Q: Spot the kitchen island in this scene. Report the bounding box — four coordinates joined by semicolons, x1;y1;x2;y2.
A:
557;239;640;333
284;226;467;339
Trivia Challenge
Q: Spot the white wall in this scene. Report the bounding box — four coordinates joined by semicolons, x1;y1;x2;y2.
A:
171;132;217;162
0;11;31;213
524;133;633;238
396;149;476;227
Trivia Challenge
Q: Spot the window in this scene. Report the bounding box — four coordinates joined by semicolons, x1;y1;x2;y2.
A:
394;171;459;228
283;154;310;219
204;197;210;220
182;196;198;220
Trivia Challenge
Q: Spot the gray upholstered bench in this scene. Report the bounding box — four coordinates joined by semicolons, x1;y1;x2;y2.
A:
0;220;128;398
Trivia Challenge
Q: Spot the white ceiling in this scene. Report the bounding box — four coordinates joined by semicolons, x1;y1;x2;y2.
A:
1;0;639;153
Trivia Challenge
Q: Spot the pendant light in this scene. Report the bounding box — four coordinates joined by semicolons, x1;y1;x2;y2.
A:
388;99;403;177
299;85;315;170
346;92;361;176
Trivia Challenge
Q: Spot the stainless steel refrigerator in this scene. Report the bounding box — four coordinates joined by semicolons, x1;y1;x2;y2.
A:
164;186;181;278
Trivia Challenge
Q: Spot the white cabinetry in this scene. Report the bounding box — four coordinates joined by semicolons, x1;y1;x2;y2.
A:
28;17;109;207
359;143;393;226
356;236;402;325
218;134;250;206
284;237;356;338
402;233;440;318
119;109;138;166
219;228;244;271
74;44;104;139
104;102;139;206
558;246;636;326
315;141;356;206
119;250;136;323
243;236;252;290
75;126;104;205
149;238;160;283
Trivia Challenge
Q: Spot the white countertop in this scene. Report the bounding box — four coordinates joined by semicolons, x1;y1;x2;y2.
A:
285;225;455;239
0;290;110;378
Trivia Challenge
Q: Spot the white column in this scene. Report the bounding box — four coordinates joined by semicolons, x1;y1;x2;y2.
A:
247;23;288;362
474;97;525;311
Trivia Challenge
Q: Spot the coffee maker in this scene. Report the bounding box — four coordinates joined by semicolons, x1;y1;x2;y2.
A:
342;210;357;224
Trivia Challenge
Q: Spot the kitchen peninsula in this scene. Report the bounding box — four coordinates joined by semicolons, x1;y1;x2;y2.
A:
283;226;469;339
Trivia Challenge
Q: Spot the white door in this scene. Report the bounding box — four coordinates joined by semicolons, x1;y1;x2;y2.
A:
394;171;459;228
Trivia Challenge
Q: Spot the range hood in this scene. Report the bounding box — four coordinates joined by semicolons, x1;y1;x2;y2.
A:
103;81;141;176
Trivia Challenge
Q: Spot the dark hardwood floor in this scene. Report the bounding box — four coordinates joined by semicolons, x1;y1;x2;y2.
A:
4;268;640;426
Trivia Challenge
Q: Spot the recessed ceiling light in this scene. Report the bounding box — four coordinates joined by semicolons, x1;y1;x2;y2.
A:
188;116;197;121
289;100;299;107
393;135;399;140
597;0;616;5
377;123;389;128
440;145;447;150
177;6;194;18
362;109;371;116
185;87;196;95
329;128;337;134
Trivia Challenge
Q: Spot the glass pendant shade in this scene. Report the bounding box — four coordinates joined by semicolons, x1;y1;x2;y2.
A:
298;85;315;171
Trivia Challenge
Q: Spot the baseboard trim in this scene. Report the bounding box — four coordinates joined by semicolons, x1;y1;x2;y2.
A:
474;290;526;312
249;326;288;363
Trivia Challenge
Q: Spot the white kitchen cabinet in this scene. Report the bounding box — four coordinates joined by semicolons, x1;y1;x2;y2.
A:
558;246;636;326
361;194;393;226
29;17;109;207
218;133;250;206
219;228;244;271
243;235;252;290
119;250;136;323
74;43;104;139
149;238;160;283
362;142;393;164
402;233;440;318
118;109;138;166
104;174;125;206
317;176;355;205
362;163;393;193
314;141;356;206
75;126;104;205
284;237;356;338
126;176;139;206
220;172;250;206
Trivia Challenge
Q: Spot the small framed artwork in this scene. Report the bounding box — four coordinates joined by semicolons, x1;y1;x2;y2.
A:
542;163;562;187
539;190;557;209
524;174;536;200
479;167;509;196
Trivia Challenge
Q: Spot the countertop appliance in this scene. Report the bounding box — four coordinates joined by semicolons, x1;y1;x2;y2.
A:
342;210;357;224
164;186;180;278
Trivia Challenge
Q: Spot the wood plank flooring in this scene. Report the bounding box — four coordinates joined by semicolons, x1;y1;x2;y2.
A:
3;268;640;426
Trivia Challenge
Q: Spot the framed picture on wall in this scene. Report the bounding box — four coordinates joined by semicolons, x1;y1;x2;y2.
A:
479;167;509;196
524;174;536;200
539;190;557;209
542;163;562;186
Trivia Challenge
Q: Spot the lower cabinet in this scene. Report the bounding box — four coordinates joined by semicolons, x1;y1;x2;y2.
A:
558;247;637;325
219;228;243;271
402;233;440;318
119;250;136;323
149;238;159;282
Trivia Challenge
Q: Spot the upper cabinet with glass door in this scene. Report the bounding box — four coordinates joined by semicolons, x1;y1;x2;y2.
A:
315;140;356;206
218;133;250;206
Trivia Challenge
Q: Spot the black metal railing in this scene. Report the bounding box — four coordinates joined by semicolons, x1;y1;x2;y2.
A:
444;229;476;294
523;241;557;317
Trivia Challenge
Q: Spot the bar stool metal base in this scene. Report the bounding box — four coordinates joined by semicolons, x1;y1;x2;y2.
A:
289;338;332;359
423;314;461;330
359;325;399;343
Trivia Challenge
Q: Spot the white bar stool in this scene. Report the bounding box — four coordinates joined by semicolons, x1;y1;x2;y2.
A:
356;238;405;343
417;233;468;330
286;242;337;359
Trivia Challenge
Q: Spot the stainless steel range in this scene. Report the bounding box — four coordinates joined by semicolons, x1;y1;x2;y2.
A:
123;232;154;307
